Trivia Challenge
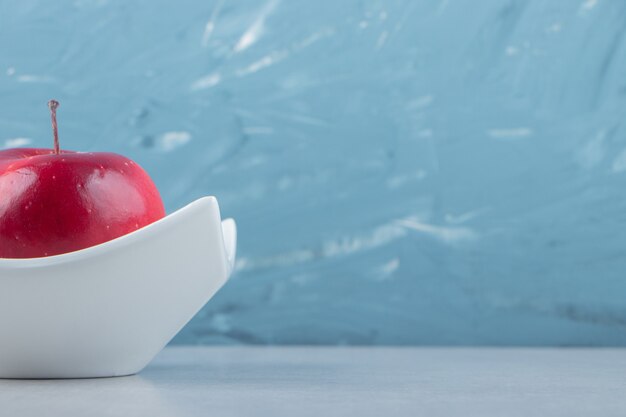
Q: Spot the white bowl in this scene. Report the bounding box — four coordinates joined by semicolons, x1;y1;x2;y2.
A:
0;196;236;379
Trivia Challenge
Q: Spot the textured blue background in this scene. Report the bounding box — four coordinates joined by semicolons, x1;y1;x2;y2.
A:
1;0;626;345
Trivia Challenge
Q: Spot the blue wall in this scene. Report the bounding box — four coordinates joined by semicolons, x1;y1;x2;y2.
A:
1;0;626;345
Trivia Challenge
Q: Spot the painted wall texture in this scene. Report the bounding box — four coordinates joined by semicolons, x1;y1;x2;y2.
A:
1;0;625;345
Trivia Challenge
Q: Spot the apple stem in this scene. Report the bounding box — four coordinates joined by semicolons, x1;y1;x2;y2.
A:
48;99;60;154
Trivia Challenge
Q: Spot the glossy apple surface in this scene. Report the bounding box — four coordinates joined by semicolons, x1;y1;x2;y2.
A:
0;148;165;258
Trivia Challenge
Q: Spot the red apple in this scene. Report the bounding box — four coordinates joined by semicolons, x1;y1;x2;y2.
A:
0;100;165;258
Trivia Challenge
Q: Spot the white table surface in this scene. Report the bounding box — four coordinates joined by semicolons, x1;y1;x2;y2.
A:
2;346;625;416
